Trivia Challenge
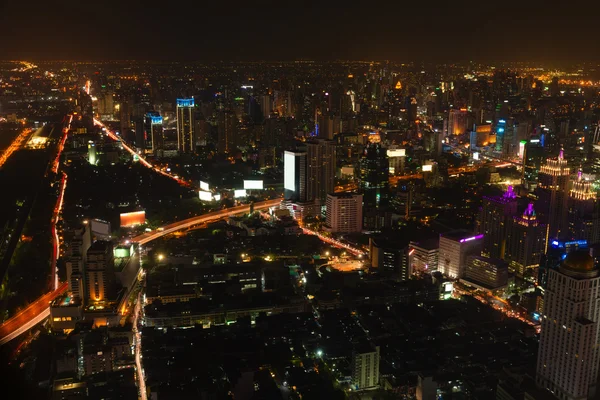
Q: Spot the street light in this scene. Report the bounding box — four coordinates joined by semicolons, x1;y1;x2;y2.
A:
316;349;323;357
157;254;164;261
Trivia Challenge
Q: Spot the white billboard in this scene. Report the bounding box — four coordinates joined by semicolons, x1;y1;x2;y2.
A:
422;165;433;172
244;180;264;190
387;149;406;158
199;190;212;201
284;151;295;191
199;181;210;191
473;151;480;160
234;189;247;198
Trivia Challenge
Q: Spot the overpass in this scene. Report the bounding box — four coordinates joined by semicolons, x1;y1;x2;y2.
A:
132;198;283;245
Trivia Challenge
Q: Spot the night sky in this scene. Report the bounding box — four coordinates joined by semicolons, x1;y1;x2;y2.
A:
0;0;598;62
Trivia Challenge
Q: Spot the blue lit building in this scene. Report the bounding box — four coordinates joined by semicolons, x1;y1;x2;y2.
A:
539;239;588;288
176;98;195;153
144;112;163;154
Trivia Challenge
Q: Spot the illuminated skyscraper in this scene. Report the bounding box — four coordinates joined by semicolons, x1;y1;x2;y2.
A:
536;251;600;399
66;224;92;300
358;143;389;209
506;203;546;277
176;98;195;153
144;112;163;155
537;150;570;244
283;150;307;202
448;109;469;135
479;186;518;259
86;241;116;303
568;170;599;244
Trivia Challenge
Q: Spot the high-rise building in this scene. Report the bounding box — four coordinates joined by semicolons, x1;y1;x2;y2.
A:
217;110;237;154
369;238;409;280
506;203;547;278
408;239;439;274
522;137;544;189
326;193;362;233
176;98;195;153
537;150;570;244
283;150;307;202
358;143;389;209
144;112;163;155
464;255;509;289
66;224;92;300
306;140;336;203
536;251;600;399
448;109;469;135
352;343;380;390
439;231;483;278
568;170;599;244
87;141;97;165
86;241;116;303
479;186;518;259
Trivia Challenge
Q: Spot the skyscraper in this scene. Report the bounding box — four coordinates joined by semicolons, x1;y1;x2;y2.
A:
358;142;389;209
568;170;599;244
144;112;163;155
479;186;518;259
306;140;336;203
537;150;570;244
66;224;92;300
217;110;237;154
86;241;116;303
283;150;307;202
448;109;469;135
536;251;600;399
325;193;363;233
506;203;546;277
176;98;195;153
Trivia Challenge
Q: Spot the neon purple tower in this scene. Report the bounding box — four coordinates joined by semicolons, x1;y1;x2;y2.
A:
479;185;519;259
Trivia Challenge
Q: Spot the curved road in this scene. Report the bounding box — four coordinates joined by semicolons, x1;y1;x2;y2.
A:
0;198;282;345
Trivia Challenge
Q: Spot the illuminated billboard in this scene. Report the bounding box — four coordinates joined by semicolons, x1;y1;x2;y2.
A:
387;149;406;158
120;211;146;227
422;164;433;172
284;151;295;191
234;189;247;198
199;181;210;191
473;151;479;160
199;190;212;201
213;194;221;201
244;180;264;190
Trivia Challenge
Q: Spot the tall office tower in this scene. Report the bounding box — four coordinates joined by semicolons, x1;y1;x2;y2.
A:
448;109;469;135
479;186;518;259
259;95;272;119
568;170;599;244
536;251;600;400
217;110;237;154
176;98;195;153
65;225;92;300
283;151;307;202
306;140;336;203
352;343;380;390
326;193;363;233
537;150;570;243
439;231;483;278
358;143;389;209
86;241;116;303
507;203;547;277
144;112;163;155
522;137;544;190
495;119;507;153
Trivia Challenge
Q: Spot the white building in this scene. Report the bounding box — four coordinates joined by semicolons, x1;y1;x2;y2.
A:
326;193;363;233
536;251;600;400
352;344;380;390
409;239;439;274
438;231;483;278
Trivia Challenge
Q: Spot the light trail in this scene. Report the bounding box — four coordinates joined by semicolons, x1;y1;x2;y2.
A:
92;118;192;187
301;227;365;256
51;173;67;291
52;114;73;174
133;291;147;400
0;128;34;168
